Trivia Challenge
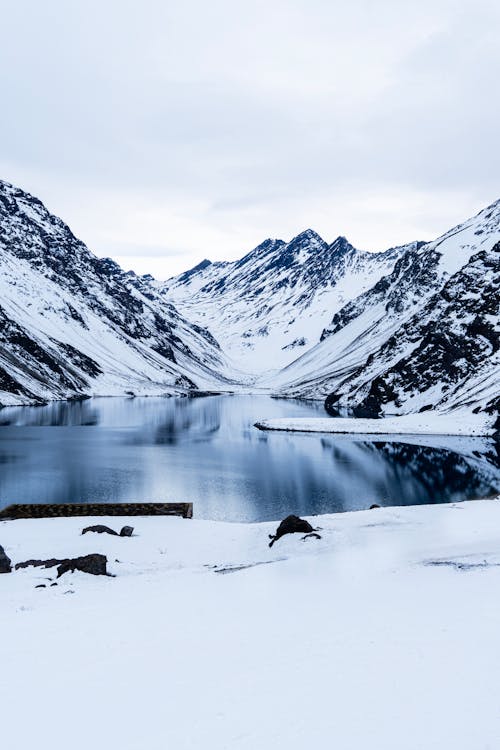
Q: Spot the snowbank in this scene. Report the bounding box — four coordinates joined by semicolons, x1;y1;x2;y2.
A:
2;500;500;749
255;410;496;436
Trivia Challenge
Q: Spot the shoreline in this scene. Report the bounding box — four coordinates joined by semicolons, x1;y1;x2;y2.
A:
2;392;496;439
255;411;497;438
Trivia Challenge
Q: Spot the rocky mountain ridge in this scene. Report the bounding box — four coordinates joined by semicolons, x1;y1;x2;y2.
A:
269;200;500;423
161;229;412;373
0;180;234;406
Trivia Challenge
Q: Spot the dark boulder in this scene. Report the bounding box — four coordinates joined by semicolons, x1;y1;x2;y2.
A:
57;554;108;577
0;544;12;573
16;553;109;578
82;524;118;536
81;524;134;537
370;504;381;509
269;515;315;547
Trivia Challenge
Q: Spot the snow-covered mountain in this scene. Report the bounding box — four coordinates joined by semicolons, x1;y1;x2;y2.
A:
1;177;497;428
0;180;234;406
269;201;500;422
161;230;413;374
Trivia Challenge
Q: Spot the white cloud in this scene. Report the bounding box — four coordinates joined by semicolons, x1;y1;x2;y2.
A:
0;0;497;278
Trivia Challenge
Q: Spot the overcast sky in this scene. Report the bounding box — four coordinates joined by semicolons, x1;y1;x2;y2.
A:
0;0;498;278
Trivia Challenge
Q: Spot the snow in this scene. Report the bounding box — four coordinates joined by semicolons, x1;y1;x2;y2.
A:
255;410;496;436
161;235;405;376
3;499;500;749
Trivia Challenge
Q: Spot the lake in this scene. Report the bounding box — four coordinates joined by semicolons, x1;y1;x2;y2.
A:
0;395;498;521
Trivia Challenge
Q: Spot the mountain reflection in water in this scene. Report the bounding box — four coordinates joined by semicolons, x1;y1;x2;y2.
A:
0;396;498;521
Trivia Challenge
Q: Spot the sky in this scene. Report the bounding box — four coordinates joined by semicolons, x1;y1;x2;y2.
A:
0;0;498;279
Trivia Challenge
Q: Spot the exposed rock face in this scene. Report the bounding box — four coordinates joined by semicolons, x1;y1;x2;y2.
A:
0;179;233;406
268;515;315;547
15;553;108;577
0;544;12;573
348;241;500;418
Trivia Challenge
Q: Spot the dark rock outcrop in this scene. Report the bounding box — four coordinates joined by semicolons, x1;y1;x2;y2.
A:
268;515;315;547
81;524;134;536
82;524;118;536
57;554;108;577
15;553;108;577
0;544;12;573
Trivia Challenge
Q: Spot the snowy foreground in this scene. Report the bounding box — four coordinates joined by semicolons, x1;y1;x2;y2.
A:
256;410;496;437
3;501;500;749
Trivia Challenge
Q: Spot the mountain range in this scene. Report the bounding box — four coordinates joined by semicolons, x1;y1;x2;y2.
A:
0;179;498;432
161;231;413;374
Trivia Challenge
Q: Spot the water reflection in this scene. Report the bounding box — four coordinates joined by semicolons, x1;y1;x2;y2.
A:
0;399;100;427
0;396;498;521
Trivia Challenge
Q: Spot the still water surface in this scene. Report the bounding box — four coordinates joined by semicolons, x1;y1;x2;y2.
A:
0;395;498;521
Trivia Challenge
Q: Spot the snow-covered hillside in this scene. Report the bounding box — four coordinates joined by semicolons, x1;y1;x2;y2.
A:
269;201;500;424
4;499;500;749
161;231;411;374
0;181;236;405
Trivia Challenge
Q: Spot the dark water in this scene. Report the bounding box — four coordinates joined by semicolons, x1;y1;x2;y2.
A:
0;395;498;521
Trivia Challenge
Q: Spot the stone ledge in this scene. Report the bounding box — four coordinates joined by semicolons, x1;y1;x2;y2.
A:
0;502;193;520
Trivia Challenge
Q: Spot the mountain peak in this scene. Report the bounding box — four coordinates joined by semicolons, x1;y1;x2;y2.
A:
175;258;212;284
328;235;355;255
330;235;349;246
290;228;326;246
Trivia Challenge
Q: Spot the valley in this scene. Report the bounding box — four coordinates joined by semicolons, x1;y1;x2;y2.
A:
0;179;498;436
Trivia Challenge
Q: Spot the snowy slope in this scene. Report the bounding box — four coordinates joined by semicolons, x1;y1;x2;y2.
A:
0;180;236;405
4;499;500;749
161;232;410;374
269;200;500;423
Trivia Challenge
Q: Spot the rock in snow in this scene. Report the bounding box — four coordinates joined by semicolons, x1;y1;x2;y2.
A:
15;553;108;577
268;515;316;547
82;525;119;536
0;544;12;573
81;524;134;537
